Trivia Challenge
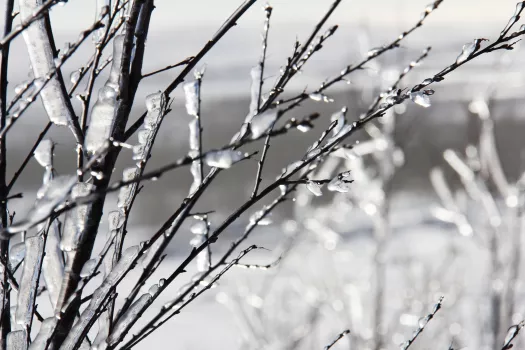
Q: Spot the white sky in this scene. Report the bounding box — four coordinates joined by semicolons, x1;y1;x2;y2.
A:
44;0;517;31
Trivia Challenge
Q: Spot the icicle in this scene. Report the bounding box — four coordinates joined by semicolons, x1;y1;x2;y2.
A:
16;236;44;328
34;139;53;168
196;249;210;272
148;283;159;296
106;293;153;346
69;70;81;85
19;0;73;125
7;330;28;350
188;119;199;151
190;221;207;235
143;91;166;130
84;35;125;154
42;219;64;308
183;81;200;116
457;39;488;65
132;91;166;168
409;91;431;108
306;181;323;196
250;109;278;139
205;150;244;169
188;159;202;195
108;211;123;231
249;66;262;117
117;167;139;209
80;259;97;278
327;171;352;193
60;246;141;350
60;182;94;252
189;235;205;247
9;242;26;267
9;176;76;233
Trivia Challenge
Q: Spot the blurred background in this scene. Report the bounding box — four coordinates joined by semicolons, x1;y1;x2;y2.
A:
2;0;525;349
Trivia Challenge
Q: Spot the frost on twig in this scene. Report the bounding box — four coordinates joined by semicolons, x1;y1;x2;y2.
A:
19;0;78;130
15;235;44;329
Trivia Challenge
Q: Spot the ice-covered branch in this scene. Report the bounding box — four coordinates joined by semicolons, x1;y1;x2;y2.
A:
18;0;85;142
323;329;350;350
1;8;110;141
399;296;444;350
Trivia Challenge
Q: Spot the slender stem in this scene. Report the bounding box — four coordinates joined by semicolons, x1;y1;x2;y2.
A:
140;56;193;79
0;0;14;346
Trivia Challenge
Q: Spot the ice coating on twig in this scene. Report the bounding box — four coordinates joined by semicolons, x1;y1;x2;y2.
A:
190;217;210;272
456;39;486;64
183;81;200;116
306;180;323;196
409;91;431;107
106;293;153;346
205;150;245;169
16;236;44;328
79;259;97;278
84;35;125;154
185;79;203;194
502;321;525;349
250;109;278;139
327;171;352;193
133;92;166;166
60;183;95;252
249;65;262;117
60;246;140;350
42;219;65;308
34;139;53;169
19;0;74;126
117;167;139;210
8;176;77;233
190;221;207;235
28;317;56;350
9;242;26;267
93;0;110;44
7;330;28;350
249;210;273;226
